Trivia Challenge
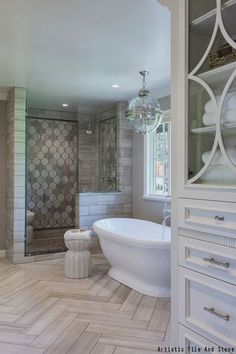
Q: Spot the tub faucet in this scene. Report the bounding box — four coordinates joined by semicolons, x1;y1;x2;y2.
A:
162;195;171;226
162;214;170;226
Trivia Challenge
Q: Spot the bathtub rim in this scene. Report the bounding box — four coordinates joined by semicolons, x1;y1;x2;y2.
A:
93;218;171;249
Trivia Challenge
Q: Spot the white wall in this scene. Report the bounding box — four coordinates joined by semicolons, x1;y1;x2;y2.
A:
132;95;170;223
0;101;6;250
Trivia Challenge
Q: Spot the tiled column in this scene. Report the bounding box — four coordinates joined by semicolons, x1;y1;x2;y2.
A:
6;87;26;263
117;101;132;214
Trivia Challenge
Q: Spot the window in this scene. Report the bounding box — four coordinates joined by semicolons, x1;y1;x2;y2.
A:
144;110;171;199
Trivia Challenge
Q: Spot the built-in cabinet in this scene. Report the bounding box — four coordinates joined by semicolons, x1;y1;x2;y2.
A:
169;0;236;350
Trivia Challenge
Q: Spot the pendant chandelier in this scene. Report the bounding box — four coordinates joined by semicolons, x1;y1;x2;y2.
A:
126;71;163;135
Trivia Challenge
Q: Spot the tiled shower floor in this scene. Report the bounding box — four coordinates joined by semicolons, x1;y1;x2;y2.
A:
27;228;68;255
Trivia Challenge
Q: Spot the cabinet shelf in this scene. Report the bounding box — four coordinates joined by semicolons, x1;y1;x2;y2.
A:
191;0;236;35
191;122;236;135
194;61;236;85
189;63;236;92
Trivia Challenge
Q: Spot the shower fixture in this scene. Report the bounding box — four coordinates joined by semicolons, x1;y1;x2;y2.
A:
86;123;93;135
126;71;163;135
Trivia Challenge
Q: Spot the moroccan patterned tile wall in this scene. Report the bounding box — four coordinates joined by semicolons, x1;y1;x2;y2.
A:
27;118;78;229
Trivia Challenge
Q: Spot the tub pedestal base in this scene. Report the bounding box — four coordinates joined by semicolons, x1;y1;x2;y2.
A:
108;267;170;297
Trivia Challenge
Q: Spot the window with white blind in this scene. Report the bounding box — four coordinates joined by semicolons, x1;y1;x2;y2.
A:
144;110;171;200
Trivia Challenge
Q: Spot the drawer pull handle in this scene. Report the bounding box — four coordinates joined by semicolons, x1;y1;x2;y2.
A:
203;257;229;269
215;215;224;223
203;306;230;321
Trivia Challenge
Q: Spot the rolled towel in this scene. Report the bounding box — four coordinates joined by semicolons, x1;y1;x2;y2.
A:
203;112;217;126
223;109;236;124
227;93;236;109
203;108;236;126
205;96;220;113
202;148;236;165
205;92;236;113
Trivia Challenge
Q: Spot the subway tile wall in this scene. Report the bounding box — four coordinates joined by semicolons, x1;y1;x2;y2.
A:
6;87;26;263
78;192;132;229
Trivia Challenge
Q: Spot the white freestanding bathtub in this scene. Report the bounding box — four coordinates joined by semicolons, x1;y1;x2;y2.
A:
93;218;171;297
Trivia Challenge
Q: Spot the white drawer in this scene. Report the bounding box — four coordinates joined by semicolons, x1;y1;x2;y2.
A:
179;267;236;348
179;325;220;353
178;198;236;236
179;236;236;285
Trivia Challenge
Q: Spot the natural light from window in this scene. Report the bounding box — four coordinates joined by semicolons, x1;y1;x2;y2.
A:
144;110;171;199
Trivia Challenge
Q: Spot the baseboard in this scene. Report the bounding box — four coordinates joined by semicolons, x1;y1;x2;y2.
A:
0;250;6;257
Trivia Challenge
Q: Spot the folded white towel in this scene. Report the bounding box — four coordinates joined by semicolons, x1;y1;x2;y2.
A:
205;92;236;113
201;165;236;184
202;148;236;165
203;108;236;126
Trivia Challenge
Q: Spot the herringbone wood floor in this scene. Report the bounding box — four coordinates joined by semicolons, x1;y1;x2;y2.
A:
0;254;170;354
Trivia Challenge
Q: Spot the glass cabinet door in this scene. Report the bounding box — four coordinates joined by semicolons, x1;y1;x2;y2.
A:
187;0;236;185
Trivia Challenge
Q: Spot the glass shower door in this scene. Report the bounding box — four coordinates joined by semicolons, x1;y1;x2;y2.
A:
99;117;118;192
26;117;78;255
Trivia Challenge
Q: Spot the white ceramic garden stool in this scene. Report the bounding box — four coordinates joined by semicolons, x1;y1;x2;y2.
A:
64;229;91;279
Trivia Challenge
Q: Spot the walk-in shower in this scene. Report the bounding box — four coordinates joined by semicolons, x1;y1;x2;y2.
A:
25;116;78;255
25;106;126;254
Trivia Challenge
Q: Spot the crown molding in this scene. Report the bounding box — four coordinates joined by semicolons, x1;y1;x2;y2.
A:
157;0;171;10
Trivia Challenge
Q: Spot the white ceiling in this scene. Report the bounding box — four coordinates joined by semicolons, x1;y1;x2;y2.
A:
0;0;170;113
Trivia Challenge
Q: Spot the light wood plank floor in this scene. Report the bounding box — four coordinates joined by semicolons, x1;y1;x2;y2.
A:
0;254;170;354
